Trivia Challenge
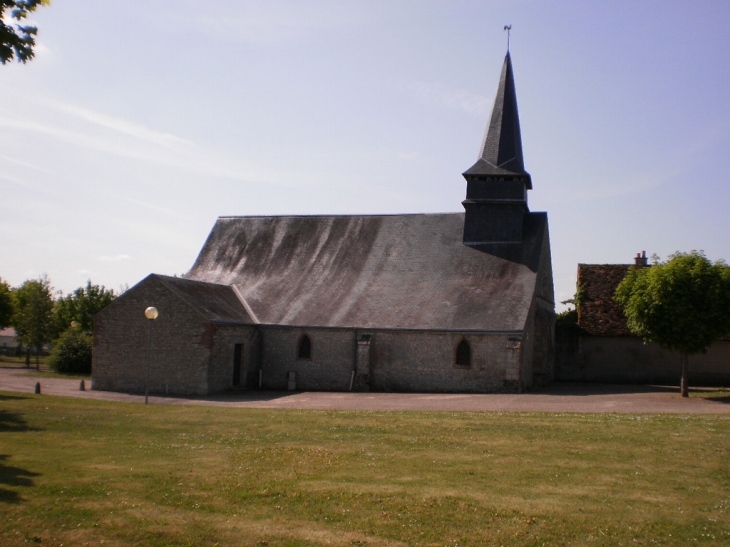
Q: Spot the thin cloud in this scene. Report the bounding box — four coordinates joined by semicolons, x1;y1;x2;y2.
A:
46;100;193;149
99;255;132;262
400;80;490;117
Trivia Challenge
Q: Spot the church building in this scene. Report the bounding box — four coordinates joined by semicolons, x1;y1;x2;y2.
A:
92;52;556;395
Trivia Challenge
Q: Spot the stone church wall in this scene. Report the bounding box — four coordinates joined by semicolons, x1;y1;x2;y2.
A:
209;325;261;392
369;331;520;393
260;327;354;391
258;327;526;393
93;276;213;395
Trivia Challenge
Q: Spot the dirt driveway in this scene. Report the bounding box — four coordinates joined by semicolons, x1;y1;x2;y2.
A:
1;366;728;413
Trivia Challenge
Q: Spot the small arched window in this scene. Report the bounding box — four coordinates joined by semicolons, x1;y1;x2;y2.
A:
298;334;312;360
455;339;471;367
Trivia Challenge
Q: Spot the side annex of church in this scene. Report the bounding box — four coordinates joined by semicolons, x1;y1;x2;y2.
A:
92;52;556;395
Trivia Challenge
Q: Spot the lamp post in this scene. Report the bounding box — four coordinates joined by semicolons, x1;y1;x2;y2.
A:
144;306;158;404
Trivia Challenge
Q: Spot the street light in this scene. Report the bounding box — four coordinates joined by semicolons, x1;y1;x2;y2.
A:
144;306;158;404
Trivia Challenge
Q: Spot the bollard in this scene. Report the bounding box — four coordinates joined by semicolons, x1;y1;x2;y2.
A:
80;379;85;391
34;382;41;394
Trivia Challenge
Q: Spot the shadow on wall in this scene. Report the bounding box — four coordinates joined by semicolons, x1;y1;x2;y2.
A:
0;395;42;504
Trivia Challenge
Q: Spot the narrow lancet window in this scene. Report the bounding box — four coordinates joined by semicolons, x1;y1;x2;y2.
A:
455;340;471;367
298;334;312;360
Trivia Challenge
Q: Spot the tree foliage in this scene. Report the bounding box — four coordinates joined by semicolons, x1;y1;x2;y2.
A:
0;277;12;328
54;280;115;335
0;0;50;64
47;327;92;374
11;275;54;361
614;251;730;396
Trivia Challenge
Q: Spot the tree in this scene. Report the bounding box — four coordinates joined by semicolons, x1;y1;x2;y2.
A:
0;277;12;328
47;327;92;374
53;280;116;335
0;0;50;64
12;275;54;368
614;251;730;397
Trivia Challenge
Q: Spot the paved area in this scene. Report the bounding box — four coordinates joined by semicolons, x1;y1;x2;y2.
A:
1;366;729;413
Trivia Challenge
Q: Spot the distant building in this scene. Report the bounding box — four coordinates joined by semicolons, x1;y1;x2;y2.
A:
92;52;555;396
0;327;18;353
556;252;730;385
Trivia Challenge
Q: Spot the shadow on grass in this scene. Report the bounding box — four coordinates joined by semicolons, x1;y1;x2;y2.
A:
0;455;40;504
0;398;42;503
0;396;42;433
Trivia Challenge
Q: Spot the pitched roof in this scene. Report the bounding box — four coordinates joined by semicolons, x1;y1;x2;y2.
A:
464;52;531;187
577;264;633;336
153;275;256;324
185;213;549;332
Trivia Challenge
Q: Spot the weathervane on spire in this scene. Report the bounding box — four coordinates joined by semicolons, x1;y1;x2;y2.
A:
504;24;512;51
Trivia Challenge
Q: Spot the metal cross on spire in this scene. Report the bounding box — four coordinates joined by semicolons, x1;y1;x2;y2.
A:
504;24;512;51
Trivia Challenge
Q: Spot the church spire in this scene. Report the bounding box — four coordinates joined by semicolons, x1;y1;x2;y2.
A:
463;52;531;186
461;51;532;245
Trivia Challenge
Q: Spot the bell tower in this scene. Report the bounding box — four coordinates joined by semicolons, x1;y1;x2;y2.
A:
462;52;532;244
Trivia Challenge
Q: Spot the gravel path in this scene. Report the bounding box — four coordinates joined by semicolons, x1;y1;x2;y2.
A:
1;366;728;413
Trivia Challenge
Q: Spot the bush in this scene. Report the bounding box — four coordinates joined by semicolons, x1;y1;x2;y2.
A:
47;328;92;374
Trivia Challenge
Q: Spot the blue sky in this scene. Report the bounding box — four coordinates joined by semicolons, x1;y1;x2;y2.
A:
3;1;730;310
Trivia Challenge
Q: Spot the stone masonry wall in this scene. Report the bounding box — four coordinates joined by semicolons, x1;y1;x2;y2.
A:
209;325;261;392
93;276;212;395
556;333;730;386
369;331;521;393
261;327;354;391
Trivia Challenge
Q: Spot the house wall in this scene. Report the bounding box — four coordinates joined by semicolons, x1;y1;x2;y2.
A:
92;276;213;395
556;331;730;386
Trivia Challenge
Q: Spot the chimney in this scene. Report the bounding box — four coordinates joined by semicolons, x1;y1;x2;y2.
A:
634;251;648;267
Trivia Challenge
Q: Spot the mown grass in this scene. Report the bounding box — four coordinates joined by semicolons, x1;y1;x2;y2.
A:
0;392;728;547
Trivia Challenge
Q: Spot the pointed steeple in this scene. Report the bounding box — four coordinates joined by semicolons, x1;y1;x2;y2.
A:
461;52;532;245
464;52;531;185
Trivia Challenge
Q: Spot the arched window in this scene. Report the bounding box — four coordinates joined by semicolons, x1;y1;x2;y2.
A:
455;339;471;367
298;334;312;360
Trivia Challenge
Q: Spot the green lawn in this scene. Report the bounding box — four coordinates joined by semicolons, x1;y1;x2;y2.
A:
1;393;728;547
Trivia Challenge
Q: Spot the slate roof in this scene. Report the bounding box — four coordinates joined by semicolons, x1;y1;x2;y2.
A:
185;213;549;332
153;274;256;324
464;52;532;188
576;264;633;336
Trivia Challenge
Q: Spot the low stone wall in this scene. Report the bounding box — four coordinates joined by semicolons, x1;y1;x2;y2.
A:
556;328;730;386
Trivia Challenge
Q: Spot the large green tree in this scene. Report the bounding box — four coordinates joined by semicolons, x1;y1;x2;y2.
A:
0;0;50;64
615;251;730;397
54;280;116;335
12;275;54;368
0;277;12;329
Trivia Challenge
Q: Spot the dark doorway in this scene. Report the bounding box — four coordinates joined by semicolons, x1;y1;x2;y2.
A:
233;343;244;386
456;340;471;367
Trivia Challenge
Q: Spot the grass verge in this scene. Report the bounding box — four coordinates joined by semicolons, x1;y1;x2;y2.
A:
0;392;728;546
